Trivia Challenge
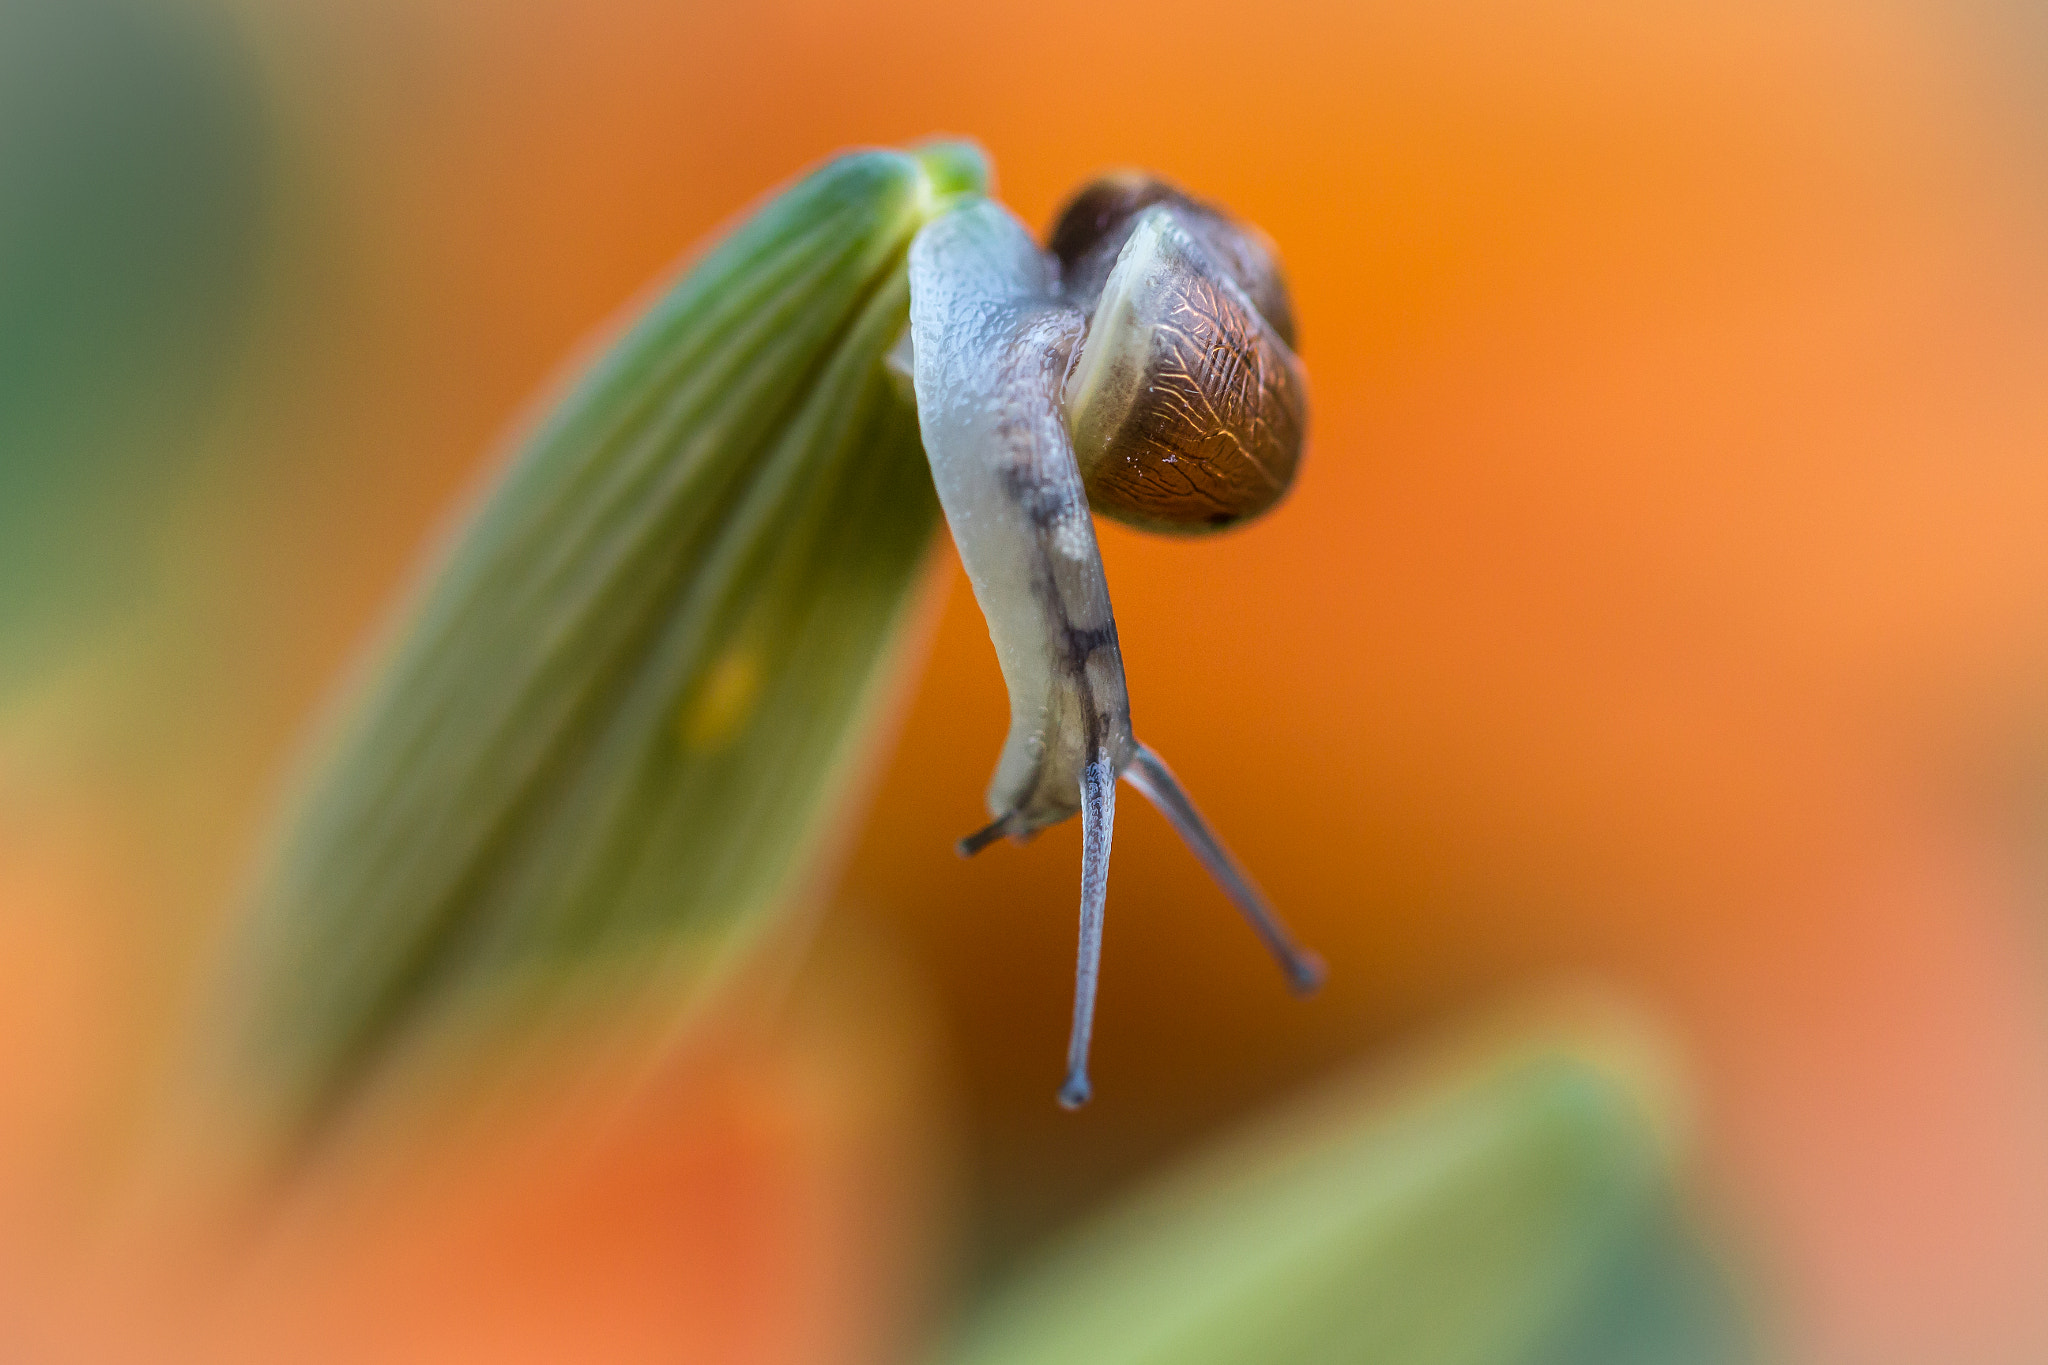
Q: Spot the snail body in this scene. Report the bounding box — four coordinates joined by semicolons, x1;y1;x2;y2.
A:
906;176;1319;1108
907;203;1134;836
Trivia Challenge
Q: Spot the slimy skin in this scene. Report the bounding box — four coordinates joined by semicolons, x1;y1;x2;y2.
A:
906;192;1322;1108
907;202;1135;835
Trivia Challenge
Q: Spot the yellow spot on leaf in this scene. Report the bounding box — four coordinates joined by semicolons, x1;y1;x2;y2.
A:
679;644;764;752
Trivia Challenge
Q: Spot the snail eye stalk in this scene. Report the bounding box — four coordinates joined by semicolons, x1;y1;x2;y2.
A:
1060;757;1117;1109
1122;744;1326;996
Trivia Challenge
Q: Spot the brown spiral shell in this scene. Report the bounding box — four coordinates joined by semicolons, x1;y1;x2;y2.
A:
1050;174;1307;534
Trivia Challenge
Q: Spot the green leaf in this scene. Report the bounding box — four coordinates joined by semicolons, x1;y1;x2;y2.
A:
935;1027;1754;1365
225;143;987;1141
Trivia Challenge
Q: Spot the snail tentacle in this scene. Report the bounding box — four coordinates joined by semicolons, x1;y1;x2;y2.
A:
955;812;1019;858
1122;743;1326;996
1060;754;1117;1109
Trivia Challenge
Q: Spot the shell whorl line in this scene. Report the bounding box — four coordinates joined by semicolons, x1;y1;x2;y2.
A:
907;194;1321;1108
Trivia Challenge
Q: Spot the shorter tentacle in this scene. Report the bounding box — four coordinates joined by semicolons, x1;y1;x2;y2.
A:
1123;743;1325;996
956;812;1020;858
1060;756;1117;1108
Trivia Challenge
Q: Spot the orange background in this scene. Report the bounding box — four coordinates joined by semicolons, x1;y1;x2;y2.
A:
8;0;2048;1360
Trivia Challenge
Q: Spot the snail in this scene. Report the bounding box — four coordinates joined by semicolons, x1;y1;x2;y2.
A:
905;173;1322;1108
222;145;1322;1143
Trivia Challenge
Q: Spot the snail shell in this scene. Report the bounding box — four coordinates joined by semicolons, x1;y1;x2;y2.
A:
1052;174;1308;534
